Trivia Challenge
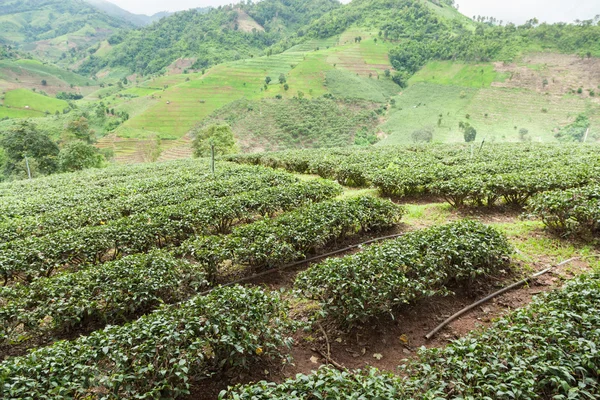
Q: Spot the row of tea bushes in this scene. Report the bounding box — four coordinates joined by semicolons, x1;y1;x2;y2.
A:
222;272;600;399
0;252;208;349
295;220;513;326
180;196;404;282
0;180;341;283
527;184;600;237
0;286;296;399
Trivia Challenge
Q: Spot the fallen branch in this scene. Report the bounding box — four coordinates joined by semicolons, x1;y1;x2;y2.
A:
311;348;345;371
425;256;588;340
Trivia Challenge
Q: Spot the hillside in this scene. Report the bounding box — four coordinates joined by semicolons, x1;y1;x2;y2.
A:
0;0;133;64
83;0;171;27
0;0;599;164
79;0;342;76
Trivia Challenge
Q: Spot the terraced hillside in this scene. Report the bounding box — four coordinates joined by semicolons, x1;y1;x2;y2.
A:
0;0;133;65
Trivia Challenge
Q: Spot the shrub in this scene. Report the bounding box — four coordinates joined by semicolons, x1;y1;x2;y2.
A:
224;273;600;399
411;127;433;143
295;220;512;326
0;286;296;399
527;184;600;237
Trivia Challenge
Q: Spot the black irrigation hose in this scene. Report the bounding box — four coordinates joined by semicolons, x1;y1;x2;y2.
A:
425;254;600;340
199;232;406;296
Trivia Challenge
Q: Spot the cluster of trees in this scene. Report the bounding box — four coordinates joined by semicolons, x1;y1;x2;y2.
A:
0;121;109;181
389;17;600;87
80;0;339;76
555;114;590;142
56;92;84;100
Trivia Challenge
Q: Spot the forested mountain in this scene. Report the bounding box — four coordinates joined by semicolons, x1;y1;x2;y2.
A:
0;0;133;63
79;0;341;76
1;0;599;168
84;0;172;27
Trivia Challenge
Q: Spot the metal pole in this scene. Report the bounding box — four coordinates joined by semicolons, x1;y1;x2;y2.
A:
210;144;215;176
25;156;32;179
583;128;590;143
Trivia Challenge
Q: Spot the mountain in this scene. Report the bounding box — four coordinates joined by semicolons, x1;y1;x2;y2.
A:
78;0;342;76
0;0;133;64
0;0;598;164
84;0;171;27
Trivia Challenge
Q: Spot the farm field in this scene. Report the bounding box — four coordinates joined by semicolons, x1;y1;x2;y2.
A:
94;44;599;162
1;143;599;399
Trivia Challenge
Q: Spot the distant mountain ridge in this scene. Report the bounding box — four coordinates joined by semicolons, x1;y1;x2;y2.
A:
83;0;172;26
0;0;133;64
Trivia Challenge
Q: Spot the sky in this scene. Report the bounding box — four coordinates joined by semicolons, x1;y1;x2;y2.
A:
109;0;600;25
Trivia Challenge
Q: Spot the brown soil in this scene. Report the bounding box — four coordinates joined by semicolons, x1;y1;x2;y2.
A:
493;53;600;97
183;206;595;399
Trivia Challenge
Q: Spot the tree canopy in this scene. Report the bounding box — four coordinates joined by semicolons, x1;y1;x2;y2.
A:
192;124;238;158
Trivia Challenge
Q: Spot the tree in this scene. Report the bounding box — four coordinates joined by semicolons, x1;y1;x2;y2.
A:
58;141;105;172
265;76;272;85
41;80;47;86
283;83;289;91
0;121;59;178
65;117;95;143
518;128;530;141
555;114;589;142
0;147;6;182
411;127;433;143
192;124;237;158
278;73;286;84
459;121;477;142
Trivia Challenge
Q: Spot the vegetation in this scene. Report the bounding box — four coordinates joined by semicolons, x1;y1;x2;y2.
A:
0;173;338;283
197;97;380;152
527;184;600;237
180;196;402;282
79;0;341;76
0;251;208;348
229;144;600;207
0;285;296;399
296;220;512;326
0;0;133;64
192;124;238;157
223;272;600;399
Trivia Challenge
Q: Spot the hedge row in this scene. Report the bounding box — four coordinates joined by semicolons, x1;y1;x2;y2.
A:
0;286;296;399
222;273;600;399
295;220;512;326
0;168;296;242
180;196;404;282
0;252;208;348
228;144;600;208
527;184;600;237
0;180;341;283
429;166;595;208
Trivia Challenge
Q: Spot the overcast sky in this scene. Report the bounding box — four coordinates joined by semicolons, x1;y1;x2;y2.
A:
110;0;599;25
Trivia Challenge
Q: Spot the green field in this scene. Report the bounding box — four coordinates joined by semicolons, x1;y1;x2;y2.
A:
2;89;68;114
409;61;509;88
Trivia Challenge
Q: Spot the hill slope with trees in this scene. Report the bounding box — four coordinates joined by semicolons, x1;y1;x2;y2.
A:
79;0;342;77
0;0;133;65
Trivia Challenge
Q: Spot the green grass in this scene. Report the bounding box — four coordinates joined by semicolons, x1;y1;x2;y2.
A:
11;60;94;86
0;106;44;118
3;89;68;114
380;81;597;144
410;61;509;88
326;69;399;102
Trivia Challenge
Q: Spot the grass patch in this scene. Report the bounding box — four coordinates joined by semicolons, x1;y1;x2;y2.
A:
325;69;399;102
3;89;68;114
410;61;508;88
